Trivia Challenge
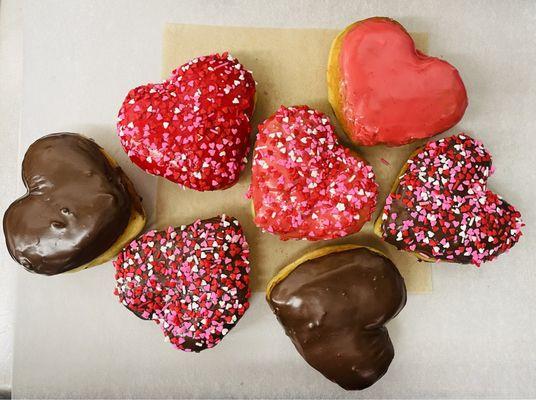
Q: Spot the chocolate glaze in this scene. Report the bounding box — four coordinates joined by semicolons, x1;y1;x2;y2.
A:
268;248;406;390
3;133;132;275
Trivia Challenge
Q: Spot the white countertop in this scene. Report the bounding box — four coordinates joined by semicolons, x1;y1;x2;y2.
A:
0;0;22;397
3;0;536;398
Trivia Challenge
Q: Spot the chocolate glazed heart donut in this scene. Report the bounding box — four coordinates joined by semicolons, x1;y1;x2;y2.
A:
267;245;406;390
3;133;145;275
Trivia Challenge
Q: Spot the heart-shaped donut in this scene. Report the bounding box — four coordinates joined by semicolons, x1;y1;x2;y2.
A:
376;134;523;265
3;133;145;275
328;17;468;146
117;53;256;191
248;105;378;240
114;215;250;352
267;245;407;390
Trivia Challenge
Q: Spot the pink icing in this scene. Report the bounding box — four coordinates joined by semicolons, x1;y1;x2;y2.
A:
338;17;468;146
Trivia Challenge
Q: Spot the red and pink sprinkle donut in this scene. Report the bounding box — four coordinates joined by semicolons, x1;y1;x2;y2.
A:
380;134;523;265
117;53;256;191
114;215;250;352
248;105;378;240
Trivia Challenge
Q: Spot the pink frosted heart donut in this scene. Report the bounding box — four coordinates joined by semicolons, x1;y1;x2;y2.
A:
328;17;468;146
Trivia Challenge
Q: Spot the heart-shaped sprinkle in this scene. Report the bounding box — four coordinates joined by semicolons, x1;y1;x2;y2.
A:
114;215;250;352
268;246;406;390
328;17;468;146
117;53;256;191
379;134;523;265
248;105;378;240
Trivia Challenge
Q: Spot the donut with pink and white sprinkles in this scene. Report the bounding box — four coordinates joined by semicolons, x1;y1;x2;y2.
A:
113;215;250;352
248;105;378;240
117;53;255;191
378;134;523;265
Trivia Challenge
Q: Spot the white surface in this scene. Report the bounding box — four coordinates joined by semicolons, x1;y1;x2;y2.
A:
10;0;536;398
0;0;22;396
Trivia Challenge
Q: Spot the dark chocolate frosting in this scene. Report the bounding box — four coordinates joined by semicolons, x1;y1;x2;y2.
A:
268;247;406;390
3;133;132;275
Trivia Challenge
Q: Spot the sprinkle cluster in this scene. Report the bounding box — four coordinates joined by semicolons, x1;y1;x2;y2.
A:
113;215;251;352
117;53;256;191
248;105;378;240
381;134;523;265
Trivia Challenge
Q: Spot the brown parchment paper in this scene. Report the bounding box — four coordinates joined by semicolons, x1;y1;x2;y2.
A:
157;24;432;292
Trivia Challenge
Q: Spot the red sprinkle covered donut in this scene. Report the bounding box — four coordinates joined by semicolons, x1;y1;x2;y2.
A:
248;105;378;240
328;17;468;146
117;53;256;191
114;215;250;352
375;134;523;265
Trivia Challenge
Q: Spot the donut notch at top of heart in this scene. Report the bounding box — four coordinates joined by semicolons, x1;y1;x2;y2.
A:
117;52;256;191
376;134;523;265
248;105;378;240
328;17;468;146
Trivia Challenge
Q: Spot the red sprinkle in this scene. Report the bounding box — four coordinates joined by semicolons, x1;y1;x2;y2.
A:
113;215;251;352
380;134;523;265
248;105;378;240
117;53;256;191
